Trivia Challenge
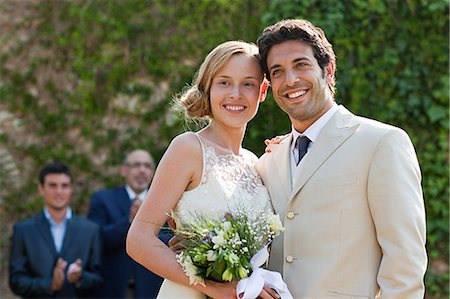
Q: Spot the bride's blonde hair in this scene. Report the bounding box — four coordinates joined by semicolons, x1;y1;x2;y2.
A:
173;41;261;120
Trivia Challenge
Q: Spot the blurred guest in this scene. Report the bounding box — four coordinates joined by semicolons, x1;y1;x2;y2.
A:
88;149;171;298
9;162;102;298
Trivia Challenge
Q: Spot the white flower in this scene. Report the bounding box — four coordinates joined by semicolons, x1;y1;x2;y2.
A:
223;221;231;231
177;254;205;286
212;231;226;248
206;250;217;262
228;253;239;265
268;214;285;234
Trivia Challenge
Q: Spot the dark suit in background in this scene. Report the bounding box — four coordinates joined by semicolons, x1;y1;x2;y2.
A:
9;212;102;298
88;186;172;299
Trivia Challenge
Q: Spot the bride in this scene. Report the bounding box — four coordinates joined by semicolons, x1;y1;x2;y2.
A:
126;40;277;299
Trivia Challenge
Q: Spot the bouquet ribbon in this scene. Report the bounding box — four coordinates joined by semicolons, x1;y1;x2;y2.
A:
236;245;293;299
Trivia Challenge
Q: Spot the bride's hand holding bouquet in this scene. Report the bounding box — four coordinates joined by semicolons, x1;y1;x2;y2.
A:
170;208;293;299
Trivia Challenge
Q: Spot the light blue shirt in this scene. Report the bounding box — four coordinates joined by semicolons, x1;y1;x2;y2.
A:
44;208;72;253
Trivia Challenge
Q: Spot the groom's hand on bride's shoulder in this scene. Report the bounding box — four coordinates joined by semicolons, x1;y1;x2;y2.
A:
264;134;289;153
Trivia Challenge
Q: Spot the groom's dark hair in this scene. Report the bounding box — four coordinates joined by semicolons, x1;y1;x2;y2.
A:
257;19;336;96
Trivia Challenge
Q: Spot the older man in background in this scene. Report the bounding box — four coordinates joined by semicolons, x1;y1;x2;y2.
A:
88;149;171;299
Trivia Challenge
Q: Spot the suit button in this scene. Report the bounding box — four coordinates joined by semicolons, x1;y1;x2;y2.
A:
286;211;295;219
285;255;294;263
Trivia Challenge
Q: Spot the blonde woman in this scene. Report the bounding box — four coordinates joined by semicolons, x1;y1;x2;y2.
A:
126;41;278;299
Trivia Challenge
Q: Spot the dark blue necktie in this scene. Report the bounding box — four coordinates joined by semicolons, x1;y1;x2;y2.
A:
296;136;311;165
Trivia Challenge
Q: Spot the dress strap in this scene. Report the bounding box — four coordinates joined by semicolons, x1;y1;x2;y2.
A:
193;133;206;185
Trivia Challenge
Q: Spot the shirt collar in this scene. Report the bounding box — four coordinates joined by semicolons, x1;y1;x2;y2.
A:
291;102;339;145
125;185;148;201
43;207;72;225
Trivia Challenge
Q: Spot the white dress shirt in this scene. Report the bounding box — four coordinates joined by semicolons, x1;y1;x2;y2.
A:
290;103;339;176
125;185;148;201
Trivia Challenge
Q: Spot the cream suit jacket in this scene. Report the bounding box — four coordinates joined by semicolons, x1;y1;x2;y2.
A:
257;105;427;299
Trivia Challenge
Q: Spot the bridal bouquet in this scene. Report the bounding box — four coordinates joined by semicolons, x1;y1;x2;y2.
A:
171;208;293;299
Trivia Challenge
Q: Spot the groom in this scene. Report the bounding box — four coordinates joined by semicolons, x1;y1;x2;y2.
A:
256;19;427;298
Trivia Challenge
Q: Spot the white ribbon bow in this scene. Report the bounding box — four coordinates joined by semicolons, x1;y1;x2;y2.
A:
236;245;293;299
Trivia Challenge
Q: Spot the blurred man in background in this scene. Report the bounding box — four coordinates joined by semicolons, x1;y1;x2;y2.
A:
9;162;102;298
88;149;171;298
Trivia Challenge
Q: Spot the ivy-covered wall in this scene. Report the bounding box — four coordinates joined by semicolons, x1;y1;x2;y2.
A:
0;0;447;298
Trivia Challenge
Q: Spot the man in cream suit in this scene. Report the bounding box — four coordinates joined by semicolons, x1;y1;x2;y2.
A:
256;19;427;298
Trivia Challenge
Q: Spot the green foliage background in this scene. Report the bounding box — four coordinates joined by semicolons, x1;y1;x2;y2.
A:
0;0;448;298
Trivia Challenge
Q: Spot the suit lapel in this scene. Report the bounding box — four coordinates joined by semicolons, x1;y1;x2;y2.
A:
269;134;294;200
119;186;132;216
36;213;58;256
290;106;359;199
60;217;75;255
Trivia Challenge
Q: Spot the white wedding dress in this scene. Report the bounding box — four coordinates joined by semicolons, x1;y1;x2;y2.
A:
156;134;271;299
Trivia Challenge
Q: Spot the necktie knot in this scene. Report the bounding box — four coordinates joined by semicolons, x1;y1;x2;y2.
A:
295;135;310;165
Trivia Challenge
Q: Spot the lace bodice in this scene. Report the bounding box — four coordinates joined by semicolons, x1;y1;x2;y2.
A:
174;135;271;223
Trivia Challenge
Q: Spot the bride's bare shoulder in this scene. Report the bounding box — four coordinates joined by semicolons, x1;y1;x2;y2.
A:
166;131;202;158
